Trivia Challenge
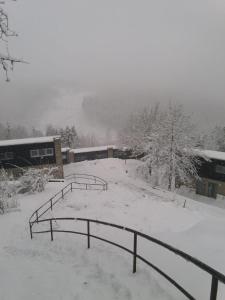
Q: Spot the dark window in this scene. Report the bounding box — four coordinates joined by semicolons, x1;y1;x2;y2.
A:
0;152;14;160
46;148;53;155
215;165;225;175
30;150;39;158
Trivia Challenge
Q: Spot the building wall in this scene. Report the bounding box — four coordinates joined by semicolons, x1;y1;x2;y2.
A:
0;138;64;179
54;138;64;178
199;178;225;196
0;142;56;168
108;147;114;158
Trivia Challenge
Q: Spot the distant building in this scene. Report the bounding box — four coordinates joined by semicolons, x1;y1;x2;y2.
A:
0;136;64;178
69;145;117;163
196;150;225;198
61;145;132;164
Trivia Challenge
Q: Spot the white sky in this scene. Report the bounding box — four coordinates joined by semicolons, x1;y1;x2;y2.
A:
1;0;225;131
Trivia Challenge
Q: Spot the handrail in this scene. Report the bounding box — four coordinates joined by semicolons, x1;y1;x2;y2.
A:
29;174;108;225
29;175;225;300
29;217;225;300
65;173;108;187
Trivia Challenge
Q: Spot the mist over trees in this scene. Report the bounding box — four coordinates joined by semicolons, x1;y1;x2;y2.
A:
0;122;31;140
199;126;225;152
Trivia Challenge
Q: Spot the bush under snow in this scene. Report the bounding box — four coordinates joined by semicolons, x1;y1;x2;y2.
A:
0;169;18;213
16;167;57;194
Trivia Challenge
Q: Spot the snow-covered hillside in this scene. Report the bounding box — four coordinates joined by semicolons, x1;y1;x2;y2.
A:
0;158;225;299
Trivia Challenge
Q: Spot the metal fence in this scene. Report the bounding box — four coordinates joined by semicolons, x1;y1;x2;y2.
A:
29;173;108;225
29;176;225;300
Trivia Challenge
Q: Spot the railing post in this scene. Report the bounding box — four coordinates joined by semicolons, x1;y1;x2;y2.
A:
50;198;53;210
71;182;72;192
36;211;39;223
29;222;33;239
210;276;218;300
50;219;53;241
62;189;64;199
133;232;137;273
86;184;88;190
87;220;90;249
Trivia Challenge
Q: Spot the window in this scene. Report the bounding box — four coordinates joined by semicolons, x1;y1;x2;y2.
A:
215;165;225;175
30;150;39;158
30;148;54;158
0;152;14;160
46;148;53;155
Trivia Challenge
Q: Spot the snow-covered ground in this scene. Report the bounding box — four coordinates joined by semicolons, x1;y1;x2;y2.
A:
1;158;225;299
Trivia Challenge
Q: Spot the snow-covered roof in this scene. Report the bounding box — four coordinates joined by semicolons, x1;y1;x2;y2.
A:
200;150;225;162
0;136;60;147
70;145;117;154
61;147;70;152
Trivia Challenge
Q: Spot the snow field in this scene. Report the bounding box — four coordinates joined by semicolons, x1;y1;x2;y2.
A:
1;158;225;299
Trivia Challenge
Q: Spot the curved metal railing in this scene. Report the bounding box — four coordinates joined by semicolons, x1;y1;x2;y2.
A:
65;173;108;188
29;174;108;225
29;217;225;300
29;175;225;300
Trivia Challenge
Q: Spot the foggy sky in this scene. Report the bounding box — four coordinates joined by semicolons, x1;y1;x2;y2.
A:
1;0;225;133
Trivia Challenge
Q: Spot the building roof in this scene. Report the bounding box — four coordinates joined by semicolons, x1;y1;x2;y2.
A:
61;147;70;152
194;149;225;162
0;136;60;147
70;145;117;154
200;150;225;162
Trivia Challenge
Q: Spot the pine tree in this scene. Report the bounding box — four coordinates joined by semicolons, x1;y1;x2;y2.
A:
159;103;199;190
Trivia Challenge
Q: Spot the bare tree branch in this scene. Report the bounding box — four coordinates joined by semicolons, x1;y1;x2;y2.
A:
0;1;25;81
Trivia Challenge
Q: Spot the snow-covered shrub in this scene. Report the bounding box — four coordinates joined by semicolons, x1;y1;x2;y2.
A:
17;167;56;194
0;169;18;213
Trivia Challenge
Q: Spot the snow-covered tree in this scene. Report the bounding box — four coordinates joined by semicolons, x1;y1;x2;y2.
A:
159;103;199;190
59;125;79;148
31;127;43;138
0;122;30;140
202;126;225;152
46;124;59;136
122;103;200;191
119;104;161;157
78;133;100;147
17;167;56;194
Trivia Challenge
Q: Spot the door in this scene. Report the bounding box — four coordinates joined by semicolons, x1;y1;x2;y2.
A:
207;182;217;199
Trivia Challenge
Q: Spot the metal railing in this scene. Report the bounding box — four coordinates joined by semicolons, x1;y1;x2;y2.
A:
29;173;108;225
65;173;108;189
29;217;225;300
29;175;225;300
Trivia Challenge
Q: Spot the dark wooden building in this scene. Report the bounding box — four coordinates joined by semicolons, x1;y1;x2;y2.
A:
69;145;116;163
0;136;64;178
196;150;225;198
61;145;132;164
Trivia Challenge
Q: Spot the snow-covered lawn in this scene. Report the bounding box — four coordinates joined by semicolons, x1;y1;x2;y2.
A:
1;158;225;299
